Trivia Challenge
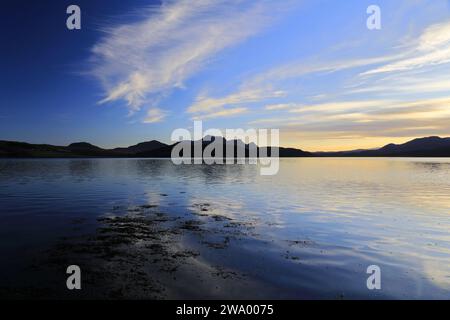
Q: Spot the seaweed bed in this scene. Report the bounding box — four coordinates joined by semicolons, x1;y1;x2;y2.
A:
0;201;260;299
0;194;320;300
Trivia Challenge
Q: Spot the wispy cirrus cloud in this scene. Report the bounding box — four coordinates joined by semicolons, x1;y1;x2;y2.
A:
362;21;450;75
185;51;406;122
243;55;404;89
221;16;450;146
287;100;394;114
86;0;449;150
203;16;450;108
191;107;248;121
346;75;450;96
90;0;289;118
143;108;167;124
187;88;286;113
186;86;286;122
250;97;450;139
265;103;297;111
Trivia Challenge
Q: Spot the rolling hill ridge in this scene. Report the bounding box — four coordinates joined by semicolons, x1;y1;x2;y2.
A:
0;136;449;158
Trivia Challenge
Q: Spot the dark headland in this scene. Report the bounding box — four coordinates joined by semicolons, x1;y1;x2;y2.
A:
0;136;449;158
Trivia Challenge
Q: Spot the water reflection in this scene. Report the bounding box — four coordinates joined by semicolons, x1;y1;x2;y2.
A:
0;158;449;299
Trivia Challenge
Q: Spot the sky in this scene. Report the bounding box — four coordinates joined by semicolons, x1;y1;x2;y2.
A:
1;0;450;151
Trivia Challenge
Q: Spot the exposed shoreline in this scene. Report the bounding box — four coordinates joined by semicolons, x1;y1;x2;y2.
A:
0;200;274;299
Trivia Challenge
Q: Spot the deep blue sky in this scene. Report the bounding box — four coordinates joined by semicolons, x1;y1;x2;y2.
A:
1;0;162;147
1;0;450;151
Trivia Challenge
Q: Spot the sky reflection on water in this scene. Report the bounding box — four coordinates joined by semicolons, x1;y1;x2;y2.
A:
0;158;449;299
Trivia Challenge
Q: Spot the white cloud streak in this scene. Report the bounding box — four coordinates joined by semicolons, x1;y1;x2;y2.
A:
191;107;248;120
90;0;287;116
143;108;167;124
244;55;404;88
362;21;450;75
187;88;286;114
250;97;450;138
265;103;297;110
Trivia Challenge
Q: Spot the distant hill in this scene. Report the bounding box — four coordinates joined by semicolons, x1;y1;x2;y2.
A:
113;140;167;155
376;136;450;156
0;136;449;158
135;137;312;158
68;142;102;151
66;142;109;156
316;136;450;157
0;141;70;158
0;138;311;158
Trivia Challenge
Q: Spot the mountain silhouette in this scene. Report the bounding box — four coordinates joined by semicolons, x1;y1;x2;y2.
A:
134;136;312;158
377;136;450;155
67;142;103;153
317;136;450;157
113;140;168;154
0;136;449;158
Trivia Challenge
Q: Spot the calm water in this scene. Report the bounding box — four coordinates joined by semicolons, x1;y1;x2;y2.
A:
0;158;449;299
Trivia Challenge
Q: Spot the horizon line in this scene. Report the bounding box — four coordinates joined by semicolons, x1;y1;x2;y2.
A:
2;135;449;154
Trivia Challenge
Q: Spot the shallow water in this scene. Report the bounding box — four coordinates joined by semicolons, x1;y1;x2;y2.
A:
0;158;449;299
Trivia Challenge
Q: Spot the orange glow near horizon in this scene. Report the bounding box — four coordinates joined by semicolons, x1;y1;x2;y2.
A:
280;135;446;152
